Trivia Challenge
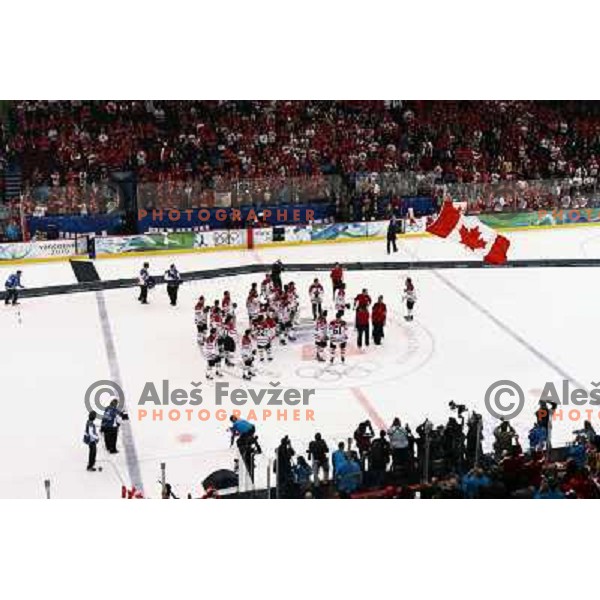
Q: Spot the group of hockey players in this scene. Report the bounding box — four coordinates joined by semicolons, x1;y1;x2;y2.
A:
194;260;418;380
194;267;303;381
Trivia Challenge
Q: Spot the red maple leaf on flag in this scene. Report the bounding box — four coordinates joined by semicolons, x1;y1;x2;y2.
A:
459;225;487;251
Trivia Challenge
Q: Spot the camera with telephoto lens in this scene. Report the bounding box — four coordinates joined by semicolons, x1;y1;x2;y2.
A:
449;400;467;415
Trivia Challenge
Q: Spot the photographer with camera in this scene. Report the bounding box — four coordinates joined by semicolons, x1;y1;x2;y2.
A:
466;412;484;469
307;432;330;486
387;417;409;472
443;416;464;474
229;416;261;481
276;435;295;497
369;430;391;486
493;420;519;459
100;399;128;454
354;420;374;469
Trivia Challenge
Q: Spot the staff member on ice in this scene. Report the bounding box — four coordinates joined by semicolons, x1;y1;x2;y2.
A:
387;216;399;254
371;295;387;345
83;411;100;471
101;400;128;454
138;262;152;304
4;270;24;306
164;264;182;306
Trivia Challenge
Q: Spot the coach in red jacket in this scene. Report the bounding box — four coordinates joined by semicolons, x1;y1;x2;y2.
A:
355;304;371;348
330;263;344;300
372;295;387;345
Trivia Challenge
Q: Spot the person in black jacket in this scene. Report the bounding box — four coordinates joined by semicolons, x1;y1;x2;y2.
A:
84;411;99;471
271;259;284;290
369;430;391;486
276;435;296;497
164;264;182;306
386;217;399;254
307;432;329;486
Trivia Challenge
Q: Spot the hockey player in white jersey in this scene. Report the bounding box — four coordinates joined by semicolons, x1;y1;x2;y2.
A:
247;291;261;325
221;315;238;367
309;278;324;320
334;283;349;315
195;300;210;345
314;309;328;362
203;328;223;380
329;310;348;364
253;315;273;362
240;329;257;380
403;277;416;321
277;296;295;344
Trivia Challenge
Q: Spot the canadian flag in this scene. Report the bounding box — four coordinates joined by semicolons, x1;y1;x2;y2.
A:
426;201;510;265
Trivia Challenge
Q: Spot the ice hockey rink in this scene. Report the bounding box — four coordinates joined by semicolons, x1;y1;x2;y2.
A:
1;226;599;498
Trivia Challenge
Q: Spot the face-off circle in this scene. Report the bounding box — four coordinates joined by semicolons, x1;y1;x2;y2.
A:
223;320;434;391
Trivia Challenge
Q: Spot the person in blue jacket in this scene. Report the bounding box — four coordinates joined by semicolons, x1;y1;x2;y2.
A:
534;478;565;499
100;399;127;454
461;468;492;499
229;415;256;447
5;270;24;305
336;453;362;496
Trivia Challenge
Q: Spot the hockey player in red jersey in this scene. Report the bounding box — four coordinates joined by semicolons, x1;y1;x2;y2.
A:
314;309;328;362
329;310;348;364
240;329;256;380
309;278;324;319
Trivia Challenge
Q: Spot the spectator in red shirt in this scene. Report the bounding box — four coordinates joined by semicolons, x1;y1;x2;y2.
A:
372;295;387;345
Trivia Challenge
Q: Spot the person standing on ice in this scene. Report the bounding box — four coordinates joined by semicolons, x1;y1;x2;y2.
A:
309;278;324;319
402;277;416;321
204;327;223;379
329;310;348;364
271;259;284;290
371;295;387;345
314;309;328;362
355;303;370;349
164;264;182;306
138;262;152;304
387;216;399;254
100;399;127;454
330;262;344;301
4;270;24;306
83;411;99;472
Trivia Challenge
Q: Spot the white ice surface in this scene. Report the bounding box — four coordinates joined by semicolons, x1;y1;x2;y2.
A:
1;226;599;498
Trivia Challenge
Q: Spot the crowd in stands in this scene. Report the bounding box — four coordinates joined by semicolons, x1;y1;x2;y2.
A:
268;402;600;499
2;100;600;239
2;101;600;222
